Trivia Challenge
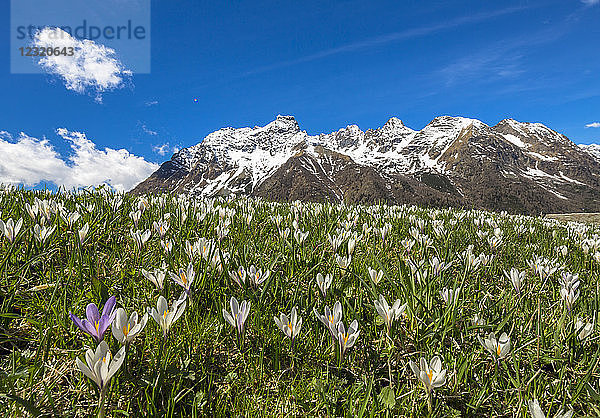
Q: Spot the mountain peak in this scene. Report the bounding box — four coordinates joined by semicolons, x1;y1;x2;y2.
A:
384;116;403;127
426;115;487;130
264;115;300;133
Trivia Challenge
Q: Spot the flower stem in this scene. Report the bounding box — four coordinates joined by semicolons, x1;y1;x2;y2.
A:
97;386;107;418
387;355;392;388
427;389;432;414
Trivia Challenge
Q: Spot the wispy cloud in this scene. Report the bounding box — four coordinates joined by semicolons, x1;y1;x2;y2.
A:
142;124;158;136
32;27;132;102
145;100;159;107
586;122;600;128
438;53;525;86
0;129;157;191
245;6;530;76
581;0;599;6
434;27;564;88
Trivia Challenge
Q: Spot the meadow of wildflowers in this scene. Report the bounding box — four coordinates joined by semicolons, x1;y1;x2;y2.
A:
0;184;599;416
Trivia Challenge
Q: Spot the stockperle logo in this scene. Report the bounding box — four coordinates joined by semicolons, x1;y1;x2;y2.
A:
10;0;151;74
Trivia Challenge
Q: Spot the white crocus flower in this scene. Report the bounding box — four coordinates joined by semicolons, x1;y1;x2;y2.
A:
33;224;55;244
328;233;343;252
198;238;212;260
170;263;195;294
229;266;247;287
337;319;360;357
504;268;526;294
472;314;485;326
559;272;580;290
0;218;23;243
430;256;451;277
279;227;290;241
527;399;573;418
25;203;39;220
183;240;196;260
374;294;407;337
336;255;351;271
248;265;270;287
76;341;125;390
316;273;333;297
409;356;447;393
210;250;228;273
294;229;309;245
222;296;251;338
555;245;568;257
153;220;169;238
161;239;173;253
274;306;302;342
559;273;580;311
112;308;148;345
130;229;151;250
78;223;90;244
149;293;187;337
63;211;81;228
368;267;384;285
130;210;142;228
347;237;356;256
141;268;166;290
575;318;593;340
401;238;415;253
314;301;343;337
560;287;580;311
479;332;511;360
440;287;460;305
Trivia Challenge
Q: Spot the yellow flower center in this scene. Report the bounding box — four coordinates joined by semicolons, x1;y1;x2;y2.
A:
123;323;130;336
95;321;100;332
427;370;433;383
496;345;502;357
180;272;187;285
343;334;349;345
163;309;169;319
287;323;293;333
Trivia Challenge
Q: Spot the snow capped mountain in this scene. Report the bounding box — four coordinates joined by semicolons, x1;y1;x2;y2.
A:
580;143;600;161
134;115;600;215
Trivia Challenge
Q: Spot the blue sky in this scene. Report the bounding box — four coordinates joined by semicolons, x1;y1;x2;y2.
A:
1;0;600;189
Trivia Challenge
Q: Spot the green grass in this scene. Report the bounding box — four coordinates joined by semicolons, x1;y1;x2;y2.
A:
1;186;599;417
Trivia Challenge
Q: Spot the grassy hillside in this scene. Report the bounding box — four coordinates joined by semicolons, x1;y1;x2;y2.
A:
0;186;599;417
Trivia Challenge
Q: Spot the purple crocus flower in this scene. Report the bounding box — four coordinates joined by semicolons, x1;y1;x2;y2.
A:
69;296;117;343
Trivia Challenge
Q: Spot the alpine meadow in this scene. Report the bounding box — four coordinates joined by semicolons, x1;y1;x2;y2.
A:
0;185;599;416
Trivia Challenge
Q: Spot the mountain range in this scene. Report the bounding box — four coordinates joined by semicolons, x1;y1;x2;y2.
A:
133;115;600;215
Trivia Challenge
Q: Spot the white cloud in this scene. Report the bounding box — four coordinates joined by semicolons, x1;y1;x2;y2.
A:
152;142;179;156
0;129;158;191
581;0;599;5
152;144;169;156
145;100;159;107
32;27;132;101
585;122;600;128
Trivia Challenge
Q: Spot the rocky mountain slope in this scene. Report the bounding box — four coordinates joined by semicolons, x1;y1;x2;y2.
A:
133;115;600;215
